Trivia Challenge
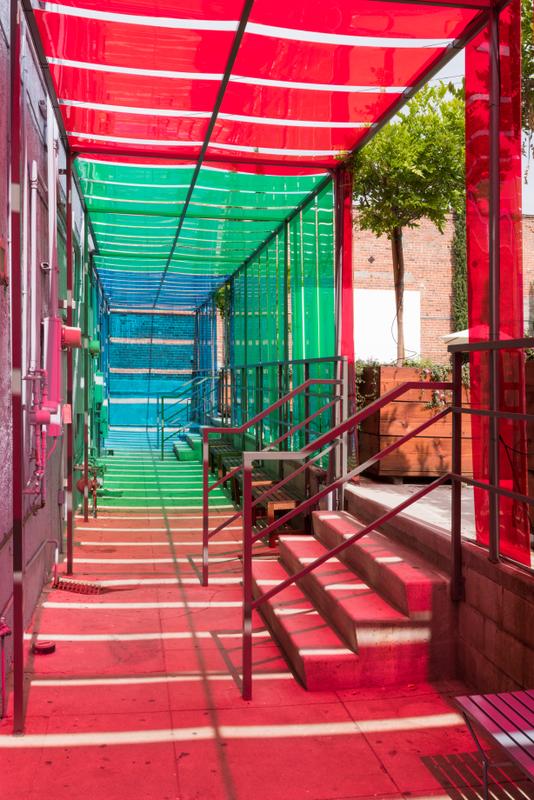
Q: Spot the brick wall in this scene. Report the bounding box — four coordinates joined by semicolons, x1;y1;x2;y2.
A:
524;215;534;332
354;213;534;364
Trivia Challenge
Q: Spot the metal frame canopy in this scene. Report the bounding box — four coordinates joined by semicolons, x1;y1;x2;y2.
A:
31;0;493;309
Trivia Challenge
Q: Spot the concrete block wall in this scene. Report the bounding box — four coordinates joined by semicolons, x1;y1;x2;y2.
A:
0;19;83;672
458;551;534;691
107;310;196;426
345;491;534;693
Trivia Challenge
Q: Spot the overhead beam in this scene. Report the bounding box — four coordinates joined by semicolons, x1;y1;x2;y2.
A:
152;0;258;309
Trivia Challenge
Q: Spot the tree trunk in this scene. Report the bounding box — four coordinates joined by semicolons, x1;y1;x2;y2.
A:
391;226;405;365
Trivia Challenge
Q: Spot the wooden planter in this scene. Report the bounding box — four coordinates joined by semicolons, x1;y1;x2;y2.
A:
358;365;473;479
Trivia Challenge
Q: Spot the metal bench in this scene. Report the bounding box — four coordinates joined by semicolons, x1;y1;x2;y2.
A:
219;454;274;503
456;691;534;800
208;441;240;478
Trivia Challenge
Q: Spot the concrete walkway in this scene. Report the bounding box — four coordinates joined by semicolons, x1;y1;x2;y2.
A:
347;480;477;541
1;451;528;800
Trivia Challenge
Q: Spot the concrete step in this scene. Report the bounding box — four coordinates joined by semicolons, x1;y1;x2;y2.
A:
312;510;454;677
278;536;431;684
252;560;361;691
173;442;198;462
185;433;202;453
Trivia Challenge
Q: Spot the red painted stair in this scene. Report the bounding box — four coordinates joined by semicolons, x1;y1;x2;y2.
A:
251;510;455;691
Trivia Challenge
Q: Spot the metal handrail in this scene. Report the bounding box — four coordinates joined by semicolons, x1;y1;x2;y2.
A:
240;379;453;699
201;377;343;585
159;374;218;459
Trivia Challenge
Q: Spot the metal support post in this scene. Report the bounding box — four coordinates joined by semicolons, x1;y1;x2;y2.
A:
10;0;24;734
160;397;165;461
255;365;263;449
241;366;247;450
242;454;253;700
488;3;501;563
83;217;90;522
451;351;464;600
66;155;74;575
202;435;210;586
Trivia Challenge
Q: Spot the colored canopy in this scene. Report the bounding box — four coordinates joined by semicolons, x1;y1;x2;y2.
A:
34;0;488;309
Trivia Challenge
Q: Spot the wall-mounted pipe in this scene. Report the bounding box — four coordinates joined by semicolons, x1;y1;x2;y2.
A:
29;160;38;373
65;156;74;575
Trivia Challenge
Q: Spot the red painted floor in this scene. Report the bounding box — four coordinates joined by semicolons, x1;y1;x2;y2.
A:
1;507;531;800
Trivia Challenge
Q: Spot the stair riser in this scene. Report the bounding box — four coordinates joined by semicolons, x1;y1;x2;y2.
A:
279;542;446;683
252;578;362;691
314;518;411;615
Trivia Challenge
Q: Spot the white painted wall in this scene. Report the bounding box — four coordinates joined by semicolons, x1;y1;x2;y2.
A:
354;288;421;363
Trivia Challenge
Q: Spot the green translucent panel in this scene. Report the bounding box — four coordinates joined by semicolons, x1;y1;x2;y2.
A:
76;159;196;187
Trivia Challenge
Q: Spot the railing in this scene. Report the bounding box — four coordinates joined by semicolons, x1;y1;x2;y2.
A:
157;372;218;459
202;372;347;586
238;340;534;698
218;356;345;437
240;380;453;699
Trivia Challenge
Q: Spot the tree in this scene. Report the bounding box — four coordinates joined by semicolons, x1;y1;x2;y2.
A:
522;0;534;157
350;83;465;364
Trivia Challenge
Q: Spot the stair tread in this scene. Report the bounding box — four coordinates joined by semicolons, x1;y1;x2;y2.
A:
279;537;408;625
252;560;357;656
313;511;448;586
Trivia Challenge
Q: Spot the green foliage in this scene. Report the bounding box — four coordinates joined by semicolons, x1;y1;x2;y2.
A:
451;205;468;333
214;283;230;319
351;83;465;239
522;0;534;138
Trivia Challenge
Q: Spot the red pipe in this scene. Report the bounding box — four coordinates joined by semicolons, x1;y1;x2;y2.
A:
66;156;74;575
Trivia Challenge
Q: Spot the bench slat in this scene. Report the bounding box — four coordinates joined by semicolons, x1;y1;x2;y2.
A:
494;693;534;731
457;694;534;778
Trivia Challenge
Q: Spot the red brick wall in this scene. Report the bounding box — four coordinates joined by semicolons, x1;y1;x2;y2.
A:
524;215;534;334
354;213;534;364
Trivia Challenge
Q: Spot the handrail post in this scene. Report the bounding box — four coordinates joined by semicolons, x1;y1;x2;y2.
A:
161;397;165;461
277;364;284;480
304;362;311;500
202;434;210;587
451;351;464;600
242;453;253;700
335;357;349;509
256;364;262;449
241;367;247;451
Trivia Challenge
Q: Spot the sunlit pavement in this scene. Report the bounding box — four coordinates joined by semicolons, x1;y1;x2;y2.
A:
1;455;530;800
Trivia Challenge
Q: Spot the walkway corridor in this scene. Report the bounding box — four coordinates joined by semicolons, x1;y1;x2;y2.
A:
2;449;530;800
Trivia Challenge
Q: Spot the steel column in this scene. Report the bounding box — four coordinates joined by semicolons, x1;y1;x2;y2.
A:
9;0;24;736
334;169;355;499
451;351;464;600
66;156;74;574
201;435;210;587
488;2;501;563
241;456;253;701
82;216;90;522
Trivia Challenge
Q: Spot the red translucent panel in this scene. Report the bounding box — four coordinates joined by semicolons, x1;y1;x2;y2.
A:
211;118;361;153
465;0;530;565
68;136;203;159
36;12;233;72
41;0;243;18
234;36;446;88
249;0;480;37
205;131;367;166
220;84;401;123
78;152;323;176
50;67;220;111
60;105;209;142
